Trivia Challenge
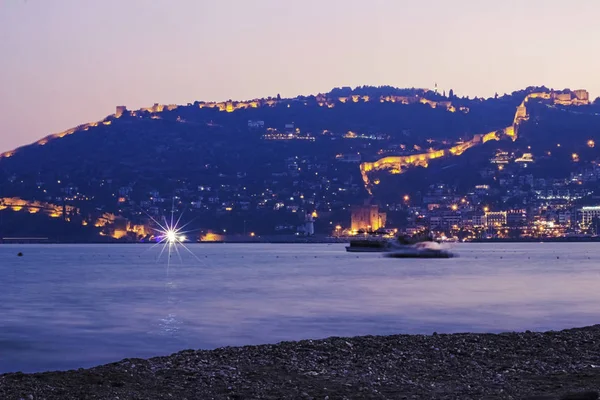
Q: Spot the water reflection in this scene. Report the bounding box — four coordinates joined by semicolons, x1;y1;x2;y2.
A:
158;280;182;336
1;243;599;373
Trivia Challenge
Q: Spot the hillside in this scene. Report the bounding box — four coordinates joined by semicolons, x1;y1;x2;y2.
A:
1;85;600;240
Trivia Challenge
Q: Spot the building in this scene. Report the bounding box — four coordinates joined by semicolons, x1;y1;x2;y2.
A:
302;212;315;236
485;211;507;227
429;215;443;230
427;210;462;231
515;153;534;166
553;92;572;104
115;106;127;118
462;211;485;228
474;185;490;196
444;214;462;230
490;151;511;164
558;210;572;226
248;120;265;128
472;212;486;227
351;205;386;231
335;153;362;163
507;209;527;228
573;89;590;102
578;206;600;227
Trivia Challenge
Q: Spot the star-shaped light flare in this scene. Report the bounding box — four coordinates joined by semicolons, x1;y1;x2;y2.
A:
142;201;203;271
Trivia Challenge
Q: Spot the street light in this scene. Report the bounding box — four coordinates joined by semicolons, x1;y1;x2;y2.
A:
335;225;342;237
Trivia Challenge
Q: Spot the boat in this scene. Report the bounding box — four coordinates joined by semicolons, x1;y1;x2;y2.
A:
345;238;393;252
345;230;438;253
384;241;455;258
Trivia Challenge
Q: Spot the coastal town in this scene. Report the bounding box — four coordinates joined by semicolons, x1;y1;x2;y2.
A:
1;86;600;242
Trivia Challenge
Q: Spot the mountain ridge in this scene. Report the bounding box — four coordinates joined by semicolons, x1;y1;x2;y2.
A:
2;85;594;160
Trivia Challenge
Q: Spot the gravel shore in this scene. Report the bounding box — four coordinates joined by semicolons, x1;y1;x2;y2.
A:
2;326;600;399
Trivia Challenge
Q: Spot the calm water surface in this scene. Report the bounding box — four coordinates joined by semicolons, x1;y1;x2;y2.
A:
1;243;599;373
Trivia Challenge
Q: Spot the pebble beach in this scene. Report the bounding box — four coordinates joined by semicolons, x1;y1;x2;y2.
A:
2;326;600;399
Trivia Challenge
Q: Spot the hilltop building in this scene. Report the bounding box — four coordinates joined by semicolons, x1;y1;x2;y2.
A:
551;90;590;106
573;89;589;102
115;106;127;118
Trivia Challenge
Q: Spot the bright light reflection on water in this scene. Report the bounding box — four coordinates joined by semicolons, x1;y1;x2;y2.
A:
1;243;599;373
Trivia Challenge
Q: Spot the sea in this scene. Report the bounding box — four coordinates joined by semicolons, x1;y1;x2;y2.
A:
1;243;599;373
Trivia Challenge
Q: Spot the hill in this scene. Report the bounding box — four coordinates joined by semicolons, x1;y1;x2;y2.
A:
1;85;600;240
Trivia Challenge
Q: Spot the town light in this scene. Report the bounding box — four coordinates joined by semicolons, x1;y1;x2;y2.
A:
403;195;410;202
166;230;177;244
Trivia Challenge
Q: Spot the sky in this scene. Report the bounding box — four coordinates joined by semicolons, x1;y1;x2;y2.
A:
1;0;599;152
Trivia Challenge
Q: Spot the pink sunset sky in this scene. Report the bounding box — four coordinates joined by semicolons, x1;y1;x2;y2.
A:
1;0;599;152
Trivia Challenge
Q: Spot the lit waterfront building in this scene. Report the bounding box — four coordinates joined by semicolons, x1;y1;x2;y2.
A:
578;206;600;227
303;212;315;236
485;211;507;227
472;212;486;227
351;205;386;231
507;209;527;228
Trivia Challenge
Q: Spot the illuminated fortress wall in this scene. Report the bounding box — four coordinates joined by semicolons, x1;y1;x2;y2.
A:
0;119;111;160
0;198;148;239
356;88;585;191
359;129;506;189
0;197;75;218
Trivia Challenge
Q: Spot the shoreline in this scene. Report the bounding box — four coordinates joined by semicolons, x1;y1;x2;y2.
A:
3;237;600;244
2;326;600;399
